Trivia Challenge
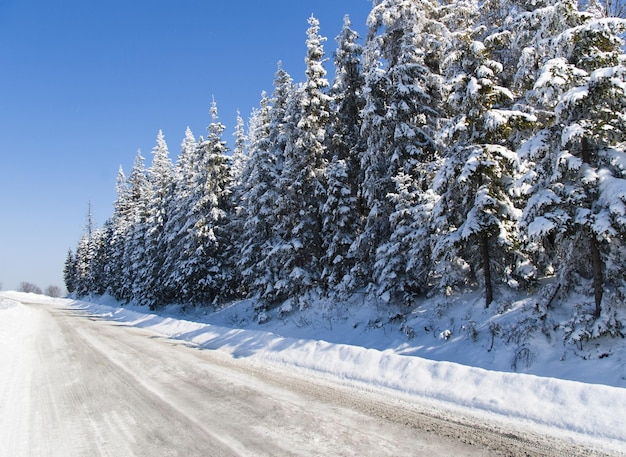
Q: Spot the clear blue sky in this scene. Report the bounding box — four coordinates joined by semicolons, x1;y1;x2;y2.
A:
0;0;372;292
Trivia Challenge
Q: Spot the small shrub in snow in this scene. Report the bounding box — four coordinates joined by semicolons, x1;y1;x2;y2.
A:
294;314;312;328
505;316;540;346
462;320;479;342
257;311;269;324
488;322;501;352
223;311;242;326
534;283;562;318
278;300;294;318
432;301;450;319
562;304;624;350
400;323;415;339
388;312;405;324
439;329;452;341
511;346;537;371
496;300;514;315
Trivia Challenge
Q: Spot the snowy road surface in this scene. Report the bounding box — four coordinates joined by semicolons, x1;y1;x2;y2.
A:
0;297;617;456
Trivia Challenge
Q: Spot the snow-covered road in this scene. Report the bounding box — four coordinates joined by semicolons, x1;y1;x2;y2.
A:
0;298;487;456
0;295;619;456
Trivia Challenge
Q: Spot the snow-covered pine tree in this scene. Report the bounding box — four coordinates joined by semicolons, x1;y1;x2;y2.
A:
176;102;232;305
105;166;131;300
237;92;281;300
321;15;365;293
121;150;152;303
500;0;585;104
239;63;296;304
219;112;249;300
348;5;390;292
269;15;332;306
249;64;295;305
142;130;175;308
73;234;91;297
70;201;109;297
321;157;360;293
230;111;248;188
89;222;111;296
161;127;198;303
73;227;108;297
374;173;439;303
268;62;293;177
520;7;626;332
356;0;446;303
432;15;536;307
465;0;588;285
329;15;365;165
63;248;77;294
512;0;591;279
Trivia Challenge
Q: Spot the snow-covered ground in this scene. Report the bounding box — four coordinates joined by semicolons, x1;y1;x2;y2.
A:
2;290;625;454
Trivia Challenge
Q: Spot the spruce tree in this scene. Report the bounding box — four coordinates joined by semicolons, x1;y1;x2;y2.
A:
121;150;151;303
73;234;91;297
63;248;77;294
177;102;231;304
249;64;295;304
105;166;131;300
350;4;393;291
161;127;198;302
321;15;365;293
433;16;536;307
238;92;281;300
230;111;248;187
520;7;626;330
358;0;446;301
270;15;332;306
89;223;111;296
143;130;175;308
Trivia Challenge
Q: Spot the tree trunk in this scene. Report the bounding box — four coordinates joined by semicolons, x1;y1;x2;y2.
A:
581;136;603;318
590;234;603;318
481;232;493;308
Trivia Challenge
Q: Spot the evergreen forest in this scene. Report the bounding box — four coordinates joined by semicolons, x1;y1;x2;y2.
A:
65;0;626;345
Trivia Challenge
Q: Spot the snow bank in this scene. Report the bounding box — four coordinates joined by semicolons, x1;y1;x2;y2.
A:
0;296;40;451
